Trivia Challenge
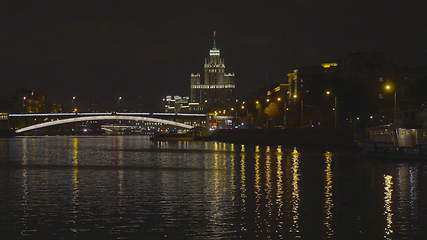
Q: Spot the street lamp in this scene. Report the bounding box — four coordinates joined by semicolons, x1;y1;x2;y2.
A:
383;82;397;122
22;96;27;113
324;90;337;128
71;96;77;111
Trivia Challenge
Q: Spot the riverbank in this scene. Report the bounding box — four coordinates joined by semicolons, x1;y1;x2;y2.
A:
0;129;14;137
208;128;356;146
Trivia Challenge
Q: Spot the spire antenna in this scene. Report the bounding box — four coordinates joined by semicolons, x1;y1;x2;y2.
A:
212;30;217;50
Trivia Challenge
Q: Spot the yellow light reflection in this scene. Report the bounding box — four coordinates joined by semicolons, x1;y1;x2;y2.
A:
323;151;334;238
276;145;284;238
230;151;236;192
265;147;273;231
291;147;301;235
384;174;394;240
214;142;219;152
254;146;261;231
240;150;247;232
71;137;80;232
72;139;79;195
72;138;79;168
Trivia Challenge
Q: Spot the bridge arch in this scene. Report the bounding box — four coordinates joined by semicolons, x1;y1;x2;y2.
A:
15;115;194;133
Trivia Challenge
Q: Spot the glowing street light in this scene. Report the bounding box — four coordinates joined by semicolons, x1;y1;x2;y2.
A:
384;84;393;91
255;100;260;105
277;97;282;102
266;98;270;103
241;105;245;109
383;82;397;121
324;90;337;128
22;96;27;113
293;94;298;99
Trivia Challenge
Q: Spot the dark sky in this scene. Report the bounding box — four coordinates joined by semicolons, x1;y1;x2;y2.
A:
1;1;426;110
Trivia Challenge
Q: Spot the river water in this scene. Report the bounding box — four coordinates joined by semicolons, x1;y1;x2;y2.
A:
0;136;426;239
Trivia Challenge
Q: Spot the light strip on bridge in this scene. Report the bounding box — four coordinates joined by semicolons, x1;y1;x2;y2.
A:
116;113;150;116
150;113;207;117
9;112;206;117
15;115;194;133
9;113;112;117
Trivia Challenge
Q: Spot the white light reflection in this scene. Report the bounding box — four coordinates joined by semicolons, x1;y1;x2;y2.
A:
21;138;29;236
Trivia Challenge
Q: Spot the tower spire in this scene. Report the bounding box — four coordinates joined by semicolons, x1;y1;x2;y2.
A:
212;30;217;50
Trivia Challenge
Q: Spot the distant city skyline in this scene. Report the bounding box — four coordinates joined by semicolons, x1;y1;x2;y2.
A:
2;2;426;111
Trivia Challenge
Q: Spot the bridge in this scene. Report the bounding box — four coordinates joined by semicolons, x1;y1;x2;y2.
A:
2;112;207;134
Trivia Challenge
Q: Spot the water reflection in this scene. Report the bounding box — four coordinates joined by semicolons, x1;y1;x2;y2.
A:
20;137;30;236
240;145;247;232
384;174;394;240
265;146;273;237
323;151;334;238
290;147;301;237
276;145;284;238
0;137;425;239
71;137;80;233
254;145;262;235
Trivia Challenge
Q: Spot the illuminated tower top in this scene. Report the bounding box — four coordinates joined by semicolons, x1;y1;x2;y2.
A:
209;30;220;56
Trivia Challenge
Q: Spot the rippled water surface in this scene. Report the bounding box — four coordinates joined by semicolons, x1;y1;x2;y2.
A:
0;136;426;239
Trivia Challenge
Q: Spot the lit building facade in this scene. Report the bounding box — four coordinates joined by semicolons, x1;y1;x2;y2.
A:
190;32;236;112
162;95;203;113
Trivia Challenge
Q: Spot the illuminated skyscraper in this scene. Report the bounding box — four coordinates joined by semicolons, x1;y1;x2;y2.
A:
190;31;236;111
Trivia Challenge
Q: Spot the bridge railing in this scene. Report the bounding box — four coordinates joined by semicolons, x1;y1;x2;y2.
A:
8;112;207;117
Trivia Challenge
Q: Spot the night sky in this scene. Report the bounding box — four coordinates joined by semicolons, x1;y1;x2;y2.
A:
1;1;426;111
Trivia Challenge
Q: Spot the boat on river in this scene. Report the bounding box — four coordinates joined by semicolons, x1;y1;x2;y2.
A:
361;106;427;160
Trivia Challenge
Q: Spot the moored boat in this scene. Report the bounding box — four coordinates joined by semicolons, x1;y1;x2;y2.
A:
361;106;427;160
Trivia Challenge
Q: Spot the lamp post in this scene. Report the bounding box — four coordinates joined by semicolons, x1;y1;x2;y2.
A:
117;96;123;112
71;96;76;111
22;96;27;113
291;93;303;127
384;83;397;122
325;90;337;128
